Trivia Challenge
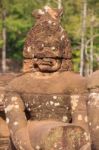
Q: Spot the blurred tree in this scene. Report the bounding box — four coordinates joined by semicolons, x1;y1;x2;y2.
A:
0;0;7;72
58;0;62;9
80;0;87;76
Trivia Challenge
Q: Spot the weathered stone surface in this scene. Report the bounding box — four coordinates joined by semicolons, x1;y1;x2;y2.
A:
23;8;72;59
4;71;90;149
4;6;91;150
87;71;99;150
23;59;73;73
6;72;87;94
70;94;89;133
23;6;72;72
27;121;90;150
0;73;17;150
87;70;99;90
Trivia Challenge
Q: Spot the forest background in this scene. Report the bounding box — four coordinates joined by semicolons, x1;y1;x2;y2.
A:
0;0;99;75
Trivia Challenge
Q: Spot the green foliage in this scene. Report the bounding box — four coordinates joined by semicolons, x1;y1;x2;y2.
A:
0;0;99;71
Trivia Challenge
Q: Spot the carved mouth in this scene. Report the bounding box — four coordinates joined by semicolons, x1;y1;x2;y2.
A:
33;59;53;70
33;58;61;72
35;58;53;66
39;60;53;66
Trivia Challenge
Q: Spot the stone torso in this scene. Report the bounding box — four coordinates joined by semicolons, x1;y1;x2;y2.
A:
22;94;71;123
6;72;80;123
5;71;89;150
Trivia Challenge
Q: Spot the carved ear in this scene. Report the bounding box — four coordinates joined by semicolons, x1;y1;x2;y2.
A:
32;10;38;18
32;9;45;19
50;8;63;19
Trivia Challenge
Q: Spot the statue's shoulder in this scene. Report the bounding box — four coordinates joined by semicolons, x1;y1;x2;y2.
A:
59;72;87;94
87;70;99;89
5;73;51;93
5;73;33;93
5;72;87;94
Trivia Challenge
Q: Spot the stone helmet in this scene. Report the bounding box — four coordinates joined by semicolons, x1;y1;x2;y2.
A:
23;6;72;72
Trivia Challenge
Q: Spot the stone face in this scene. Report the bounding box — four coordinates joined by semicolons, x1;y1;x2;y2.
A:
87;71;99;150
23;6;72;72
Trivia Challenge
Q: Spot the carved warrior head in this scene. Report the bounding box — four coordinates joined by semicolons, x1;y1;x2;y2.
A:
23;6;72;72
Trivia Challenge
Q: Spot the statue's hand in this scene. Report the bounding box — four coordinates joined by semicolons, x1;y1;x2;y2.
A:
27;121;91;150
13;126;34;150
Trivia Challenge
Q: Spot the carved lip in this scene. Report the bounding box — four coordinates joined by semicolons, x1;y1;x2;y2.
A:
38;58;54;66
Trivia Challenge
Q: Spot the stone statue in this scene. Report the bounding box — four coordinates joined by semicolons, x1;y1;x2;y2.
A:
87;71;99;150
0;73;16;149
4;6;91;150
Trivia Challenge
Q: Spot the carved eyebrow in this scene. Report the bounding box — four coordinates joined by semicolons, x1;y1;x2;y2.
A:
38;9;45;15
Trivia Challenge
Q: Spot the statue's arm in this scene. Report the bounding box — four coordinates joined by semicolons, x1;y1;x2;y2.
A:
4;92;34;150
70;95;91;150
71;94;89;132
71;95;89;130
71;95;91;140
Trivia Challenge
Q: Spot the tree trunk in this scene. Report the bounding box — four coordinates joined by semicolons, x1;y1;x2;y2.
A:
90;19;94;74
80;0;87;76
47;0;50;5
58;0;62;9
2;10;7;73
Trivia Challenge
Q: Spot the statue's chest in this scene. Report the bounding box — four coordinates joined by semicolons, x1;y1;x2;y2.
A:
22;94;71;123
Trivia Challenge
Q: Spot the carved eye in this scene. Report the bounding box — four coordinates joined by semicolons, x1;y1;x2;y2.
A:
27;47;31;53
35;41;44;50
53;22;56;26
51;47;56;51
